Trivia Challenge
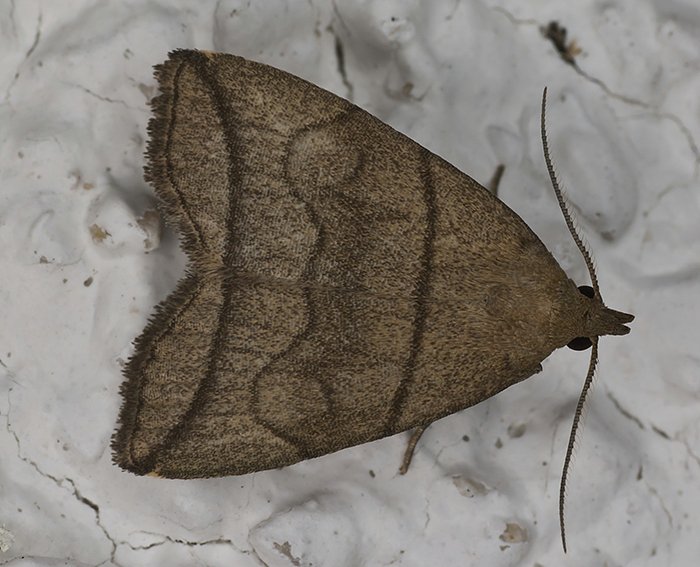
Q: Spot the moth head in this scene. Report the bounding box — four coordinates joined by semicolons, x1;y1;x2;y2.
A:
566;284;634;351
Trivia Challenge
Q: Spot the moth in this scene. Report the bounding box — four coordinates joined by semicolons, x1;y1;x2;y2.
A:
112;50;633;550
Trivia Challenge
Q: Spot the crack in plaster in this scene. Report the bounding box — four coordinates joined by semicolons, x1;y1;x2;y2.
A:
644;481;674;528
605;389;645;430
4;10;42;103
4;392;121;567
492;5;700;175
125;531;240;552
4;388;252;565
66;82;132;109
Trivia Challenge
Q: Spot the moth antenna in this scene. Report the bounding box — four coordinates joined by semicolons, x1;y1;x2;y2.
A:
541;88;604;553
540;87;600;296
558;337;599;553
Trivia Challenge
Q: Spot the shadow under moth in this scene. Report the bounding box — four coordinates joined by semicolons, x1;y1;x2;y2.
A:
112;50;633;551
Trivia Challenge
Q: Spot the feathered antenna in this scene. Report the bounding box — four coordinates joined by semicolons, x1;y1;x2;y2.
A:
540;87;601;553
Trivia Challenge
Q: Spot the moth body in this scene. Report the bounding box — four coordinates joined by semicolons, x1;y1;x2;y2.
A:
112;50;632;479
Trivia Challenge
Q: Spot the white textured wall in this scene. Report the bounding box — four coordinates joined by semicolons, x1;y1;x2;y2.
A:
1;1;697;565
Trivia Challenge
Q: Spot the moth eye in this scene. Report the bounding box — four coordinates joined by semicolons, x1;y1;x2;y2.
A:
578;285;595;298
568;336;593;351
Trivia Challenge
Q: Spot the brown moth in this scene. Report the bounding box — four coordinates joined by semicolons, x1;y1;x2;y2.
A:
112;49;633;547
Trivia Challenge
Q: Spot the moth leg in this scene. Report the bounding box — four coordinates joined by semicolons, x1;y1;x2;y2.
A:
487;164;506;196
399;425;428;475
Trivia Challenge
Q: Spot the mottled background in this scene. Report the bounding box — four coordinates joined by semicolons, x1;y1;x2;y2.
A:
0;0;697;565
